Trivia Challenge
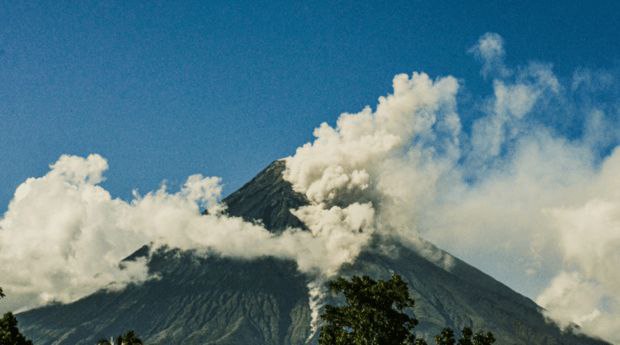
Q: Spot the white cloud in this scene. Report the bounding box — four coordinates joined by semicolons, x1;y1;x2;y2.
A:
0;154;150;311
0;154;375;312
282;33;620;343
536;183;620;342
469;32;511;78
283;72;458;205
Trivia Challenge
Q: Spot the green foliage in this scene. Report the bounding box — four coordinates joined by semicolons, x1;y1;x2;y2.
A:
435;327;495;345
318;274;495;345
456;327;496;345
318;274;422;345
117;330;143;345
97;330;143;345
0;312;33;345
435;328;456;345
0;286;33;345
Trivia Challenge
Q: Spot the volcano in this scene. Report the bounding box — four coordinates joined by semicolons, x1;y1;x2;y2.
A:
17;160;610;345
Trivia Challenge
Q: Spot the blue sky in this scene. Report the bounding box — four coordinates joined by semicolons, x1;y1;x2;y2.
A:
0;0;618;208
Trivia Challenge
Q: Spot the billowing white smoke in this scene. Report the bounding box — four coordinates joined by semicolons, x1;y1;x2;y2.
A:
536;152;620;340
283;72;459;203
1;32;619;344
284;72;460;242
281;33;620;343
0;155;151;311
306;279;327;341
0;154;373;312
282;72;461;339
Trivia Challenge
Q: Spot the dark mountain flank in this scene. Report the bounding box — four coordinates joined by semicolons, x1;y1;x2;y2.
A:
18;161;610;345
223;160;306;232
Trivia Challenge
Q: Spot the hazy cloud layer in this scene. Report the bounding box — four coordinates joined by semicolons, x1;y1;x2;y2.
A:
283;33;620;342
0;32;619;343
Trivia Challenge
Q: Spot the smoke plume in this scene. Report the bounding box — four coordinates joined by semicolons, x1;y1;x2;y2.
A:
281;33;620;342
0;153;372;312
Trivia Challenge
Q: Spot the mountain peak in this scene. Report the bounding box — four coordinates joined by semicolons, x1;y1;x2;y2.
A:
17;159;612;345
223;160;307;232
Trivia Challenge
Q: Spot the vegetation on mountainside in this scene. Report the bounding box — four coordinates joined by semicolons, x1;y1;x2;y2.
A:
96;330;143;345
4;273;493;345
434;327;495;345
318;274;495;345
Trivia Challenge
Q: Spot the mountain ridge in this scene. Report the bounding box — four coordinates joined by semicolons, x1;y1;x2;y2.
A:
17;160;611;345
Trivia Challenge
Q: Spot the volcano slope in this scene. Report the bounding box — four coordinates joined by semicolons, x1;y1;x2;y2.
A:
17;161;610;345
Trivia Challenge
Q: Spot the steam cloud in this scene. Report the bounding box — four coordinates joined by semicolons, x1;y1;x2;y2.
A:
283;33;620;343
0;32;619;343
0;153;374;313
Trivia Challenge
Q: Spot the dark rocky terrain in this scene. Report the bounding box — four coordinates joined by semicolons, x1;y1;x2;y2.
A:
18;161;611;345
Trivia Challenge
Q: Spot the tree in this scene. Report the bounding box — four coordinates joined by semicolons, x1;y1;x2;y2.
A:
318;274;424;345
318;274;494;345
458;327;495;345
96;330;143;345
0;313;33;345
436;327;495;345
0;287;33;345
116;330;143;345
435;328;455;345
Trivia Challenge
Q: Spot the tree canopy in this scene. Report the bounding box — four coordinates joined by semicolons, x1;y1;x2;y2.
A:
318;274;422;345
0;313;33;345
435;327;496;345
0;287;33;345
318;274;495;345
97;330;143;345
